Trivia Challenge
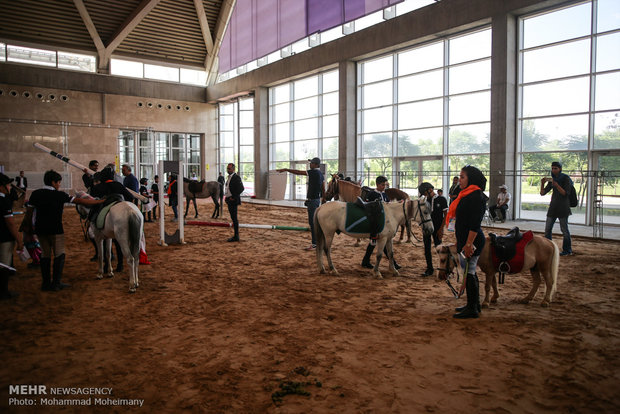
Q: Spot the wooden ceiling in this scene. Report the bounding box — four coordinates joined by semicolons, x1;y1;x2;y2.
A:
0;0;235;82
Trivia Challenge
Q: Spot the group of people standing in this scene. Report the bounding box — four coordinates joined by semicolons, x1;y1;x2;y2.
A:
1;159;574;315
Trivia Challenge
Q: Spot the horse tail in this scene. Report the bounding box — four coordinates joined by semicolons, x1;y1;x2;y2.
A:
128;208;143;258
550;240;560;299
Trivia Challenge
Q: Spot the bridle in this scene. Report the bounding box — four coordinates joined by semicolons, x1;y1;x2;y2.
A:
404;198;432;244
436;245;463;298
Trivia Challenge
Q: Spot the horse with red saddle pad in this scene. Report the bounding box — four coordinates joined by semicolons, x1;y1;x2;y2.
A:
436;227;559;308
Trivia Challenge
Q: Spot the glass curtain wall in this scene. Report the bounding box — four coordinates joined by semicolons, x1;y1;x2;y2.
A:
269;69;339;200
518;0;620;224
119;130;201;181
357;27;491;195
217;97;255;195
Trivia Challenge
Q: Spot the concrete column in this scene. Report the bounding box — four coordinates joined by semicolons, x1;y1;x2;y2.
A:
338;60;357;178
489;12;517;214
254;86;269;198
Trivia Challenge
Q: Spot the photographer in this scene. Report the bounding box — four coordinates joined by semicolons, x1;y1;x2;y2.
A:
540;161;573;256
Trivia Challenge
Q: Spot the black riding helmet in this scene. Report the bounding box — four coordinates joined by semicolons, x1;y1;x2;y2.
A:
418;182;434;196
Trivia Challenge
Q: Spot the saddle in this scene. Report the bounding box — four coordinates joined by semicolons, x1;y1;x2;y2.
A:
489;227;522;262
344;201;385;235
187;180;205;194
92;194;123;230
490;227;534;280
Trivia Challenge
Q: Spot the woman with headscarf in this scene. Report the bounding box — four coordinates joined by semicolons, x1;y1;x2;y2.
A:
444;165;487;319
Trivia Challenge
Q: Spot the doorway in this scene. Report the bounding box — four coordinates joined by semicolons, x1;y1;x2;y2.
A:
395;156;443;196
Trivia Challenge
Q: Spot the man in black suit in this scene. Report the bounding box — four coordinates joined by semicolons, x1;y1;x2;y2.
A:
15;171;27;192
225;163;244;242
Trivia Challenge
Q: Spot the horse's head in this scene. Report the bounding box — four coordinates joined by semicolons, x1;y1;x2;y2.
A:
407;196;433;237
322;174;339;204
74;191;94;219
436;244;458;281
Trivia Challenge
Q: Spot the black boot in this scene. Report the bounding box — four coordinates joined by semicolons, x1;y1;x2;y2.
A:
453;273;480;319
361;244;374;269
114;240;124;272
455;273;482;312
40;257;52;291
51;254;70;291
0;268;19;299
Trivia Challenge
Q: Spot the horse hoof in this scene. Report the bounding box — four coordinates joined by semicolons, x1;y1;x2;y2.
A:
96;275;103;280
541;301;550;307
319;268;326;274
374;272;383;279
481;302;490;309
392;270;400;277
519;298;531;304
129;288;136;293
331;270;339;276
107;273;114;278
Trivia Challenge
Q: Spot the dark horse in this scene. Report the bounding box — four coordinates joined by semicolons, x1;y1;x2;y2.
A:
183;178;222;218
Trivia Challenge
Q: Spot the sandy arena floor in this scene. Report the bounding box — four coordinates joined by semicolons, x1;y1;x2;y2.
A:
1;199;619;413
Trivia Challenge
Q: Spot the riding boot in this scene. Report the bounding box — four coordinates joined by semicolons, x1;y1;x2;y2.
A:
51;254;70;291
361;244;374;269
0;268;19;299
114;240;124;272
453;273;480;319
455;273;482;313
89;238;98;261
40;257;52;291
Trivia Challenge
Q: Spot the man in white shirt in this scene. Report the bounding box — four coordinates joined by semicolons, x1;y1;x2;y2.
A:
490;184;511;222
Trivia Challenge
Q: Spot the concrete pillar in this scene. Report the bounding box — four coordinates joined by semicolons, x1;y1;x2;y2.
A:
254;86;269;198
489;12;517;215
338;60;356;178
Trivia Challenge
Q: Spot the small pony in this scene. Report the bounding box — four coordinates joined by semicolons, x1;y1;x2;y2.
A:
436;233;559;307
314;198;433;278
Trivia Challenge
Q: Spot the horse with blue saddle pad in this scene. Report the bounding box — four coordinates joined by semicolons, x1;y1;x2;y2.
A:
314;198;433;278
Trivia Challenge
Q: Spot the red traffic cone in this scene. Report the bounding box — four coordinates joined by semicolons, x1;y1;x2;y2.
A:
139;249;151;265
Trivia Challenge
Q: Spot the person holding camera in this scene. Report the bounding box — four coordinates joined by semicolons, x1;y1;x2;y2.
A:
540;161;573;256
277;157;324;250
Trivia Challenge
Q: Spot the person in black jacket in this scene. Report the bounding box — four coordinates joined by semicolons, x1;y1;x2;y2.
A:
225;163;244;242
445;165;487;319
151;175;160;221
540;161;573;256
81;160;99;192
360;176;401;270
26;170;103;291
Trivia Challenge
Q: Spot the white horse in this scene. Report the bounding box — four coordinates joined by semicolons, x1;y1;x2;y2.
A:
314;198;433;278
76;193;144;293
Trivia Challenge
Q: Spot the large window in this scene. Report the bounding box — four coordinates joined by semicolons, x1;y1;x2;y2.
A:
268;70;339;200
358;28;491;194
518;0;620;225
119;130;201;181
217;97;255;195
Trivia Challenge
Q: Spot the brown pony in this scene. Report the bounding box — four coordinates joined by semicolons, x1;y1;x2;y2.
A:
322;175;362;204
436;234;559;307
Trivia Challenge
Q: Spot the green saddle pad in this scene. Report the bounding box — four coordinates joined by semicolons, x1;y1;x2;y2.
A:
96;201;119;230
344;202;385;235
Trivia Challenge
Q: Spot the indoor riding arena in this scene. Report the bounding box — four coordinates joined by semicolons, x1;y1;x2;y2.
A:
1;0;619;413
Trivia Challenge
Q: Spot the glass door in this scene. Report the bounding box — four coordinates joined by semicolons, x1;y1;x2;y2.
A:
593;152;620;226
395;156;442;196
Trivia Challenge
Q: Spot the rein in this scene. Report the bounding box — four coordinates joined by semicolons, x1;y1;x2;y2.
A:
405;198;430;245
437;246;464;298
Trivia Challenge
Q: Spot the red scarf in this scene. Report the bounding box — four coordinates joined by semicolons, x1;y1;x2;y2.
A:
445;185;481;227
167;180;176;195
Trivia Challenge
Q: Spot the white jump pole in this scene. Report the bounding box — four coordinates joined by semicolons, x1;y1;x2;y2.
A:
33;142;147;202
